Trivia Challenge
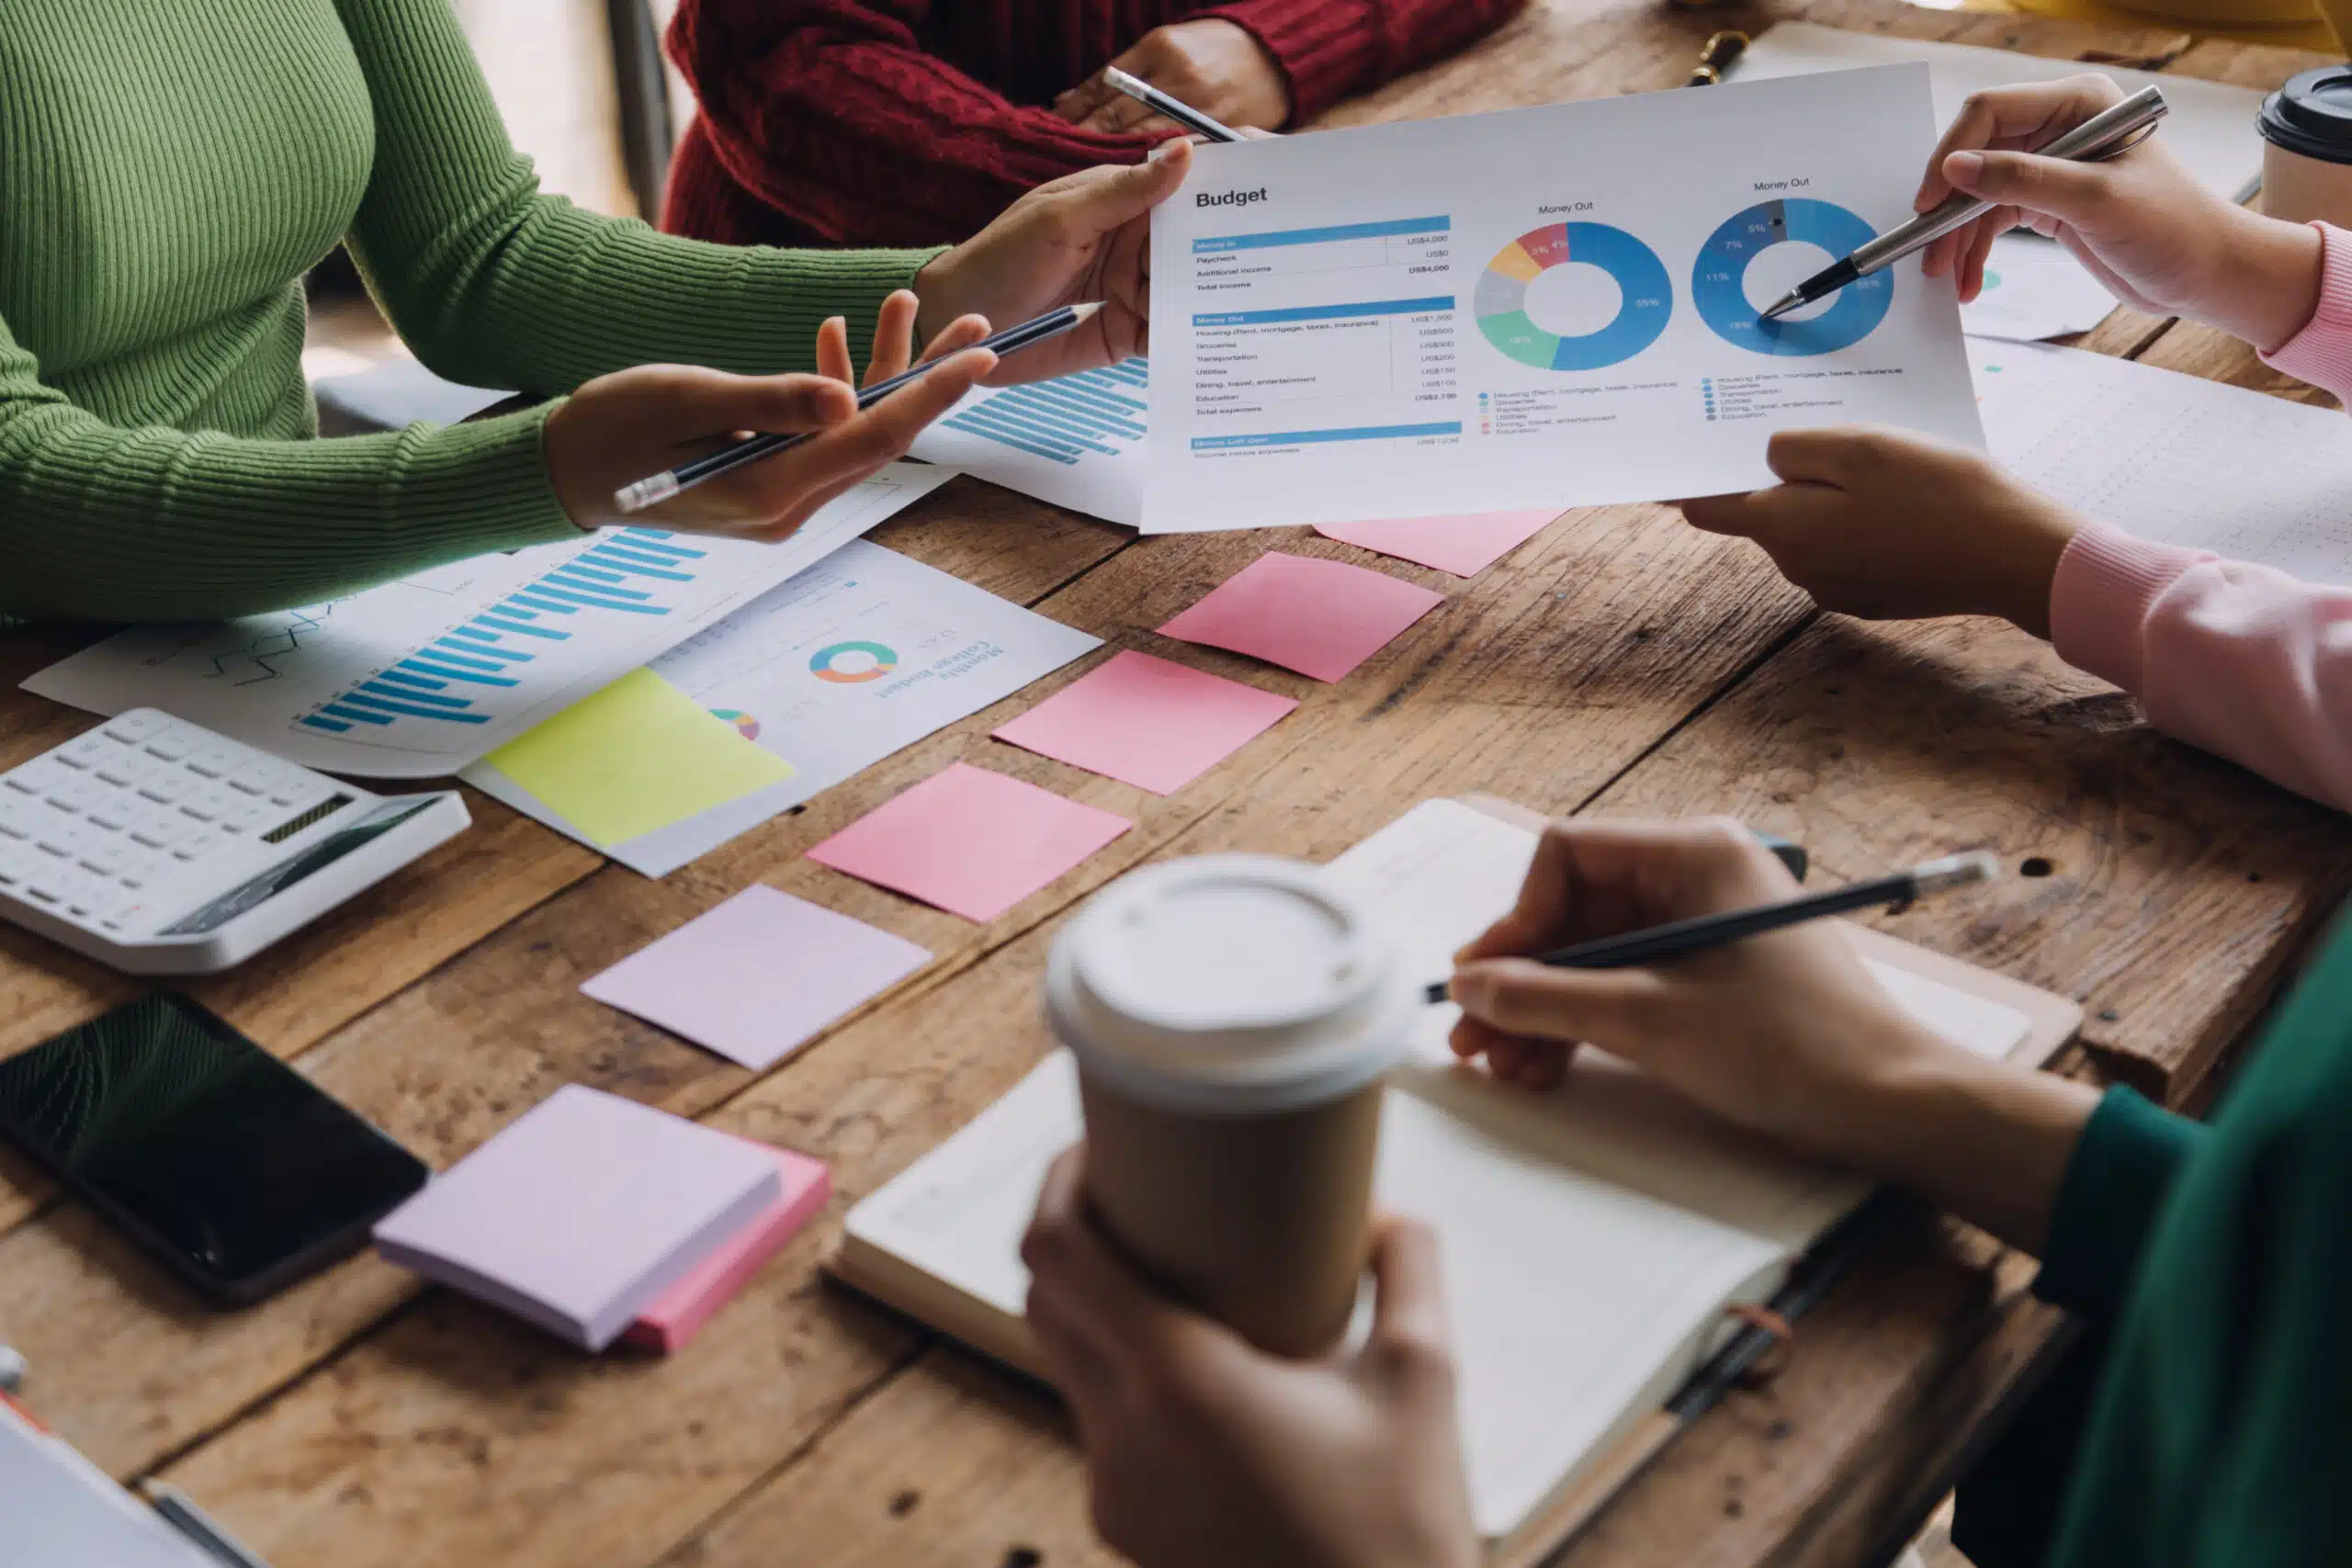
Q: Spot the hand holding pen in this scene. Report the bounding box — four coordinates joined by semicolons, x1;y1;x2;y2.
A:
1912;75;2327;354
557;290;996;533
1761;82;2170;321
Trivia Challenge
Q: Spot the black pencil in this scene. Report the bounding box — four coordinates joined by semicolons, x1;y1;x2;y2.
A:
613;301;1102;514
1424;851;1998;1004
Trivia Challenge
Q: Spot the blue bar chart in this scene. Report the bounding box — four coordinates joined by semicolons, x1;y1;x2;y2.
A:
937;359;1147;468
299;528;704;735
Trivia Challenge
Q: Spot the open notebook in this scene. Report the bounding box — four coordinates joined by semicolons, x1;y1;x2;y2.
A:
834;799;2079;1561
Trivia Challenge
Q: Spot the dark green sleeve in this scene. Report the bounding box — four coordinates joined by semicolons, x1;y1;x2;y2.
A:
334;0;945;392
0;307;581;623
2033;1086;2208;1321
2043;1066;2352;1565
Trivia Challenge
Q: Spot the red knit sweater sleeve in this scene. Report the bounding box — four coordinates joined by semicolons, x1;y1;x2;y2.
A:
1203;0;1529;124
667;0;1172;247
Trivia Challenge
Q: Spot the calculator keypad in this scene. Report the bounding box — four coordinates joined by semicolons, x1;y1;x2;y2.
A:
0;713;348;933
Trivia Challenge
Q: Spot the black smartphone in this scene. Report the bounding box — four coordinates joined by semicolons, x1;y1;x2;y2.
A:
0;994;428;1303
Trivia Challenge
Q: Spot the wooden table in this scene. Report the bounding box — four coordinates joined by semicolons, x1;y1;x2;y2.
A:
4;5;2347;1564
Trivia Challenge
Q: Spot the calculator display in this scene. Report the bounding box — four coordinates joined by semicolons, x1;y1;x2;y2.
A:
0;996;427;1300
159;799;435;936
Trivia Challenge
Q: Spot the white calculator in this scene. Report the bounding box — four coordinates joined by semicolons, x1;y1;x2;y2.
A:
0;710;469;975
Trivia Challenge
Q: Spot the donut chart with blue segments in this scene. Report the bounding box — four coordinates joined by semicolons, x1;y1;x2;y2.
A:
1475;221;1673;372
1693;198;1892;356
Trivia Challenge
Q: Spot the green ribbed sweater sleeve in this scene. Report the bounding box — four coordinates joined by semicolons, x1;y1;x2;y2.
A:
0;312;582;624
0;0;943;625
335;0;940;389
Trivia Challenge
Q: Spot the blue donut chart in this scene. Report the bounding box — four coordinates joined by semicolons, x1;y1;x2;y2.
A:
1692;198;1892;356
1475;221;1673;373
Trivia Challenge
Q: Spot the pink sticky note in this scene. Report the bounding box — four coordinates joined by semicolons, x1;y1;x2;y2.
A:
992;650;1297;795
1316;510;1560;579
625;1139;831;1354
1158;552;1446;683
807;762;1133;922
582;886;930;1071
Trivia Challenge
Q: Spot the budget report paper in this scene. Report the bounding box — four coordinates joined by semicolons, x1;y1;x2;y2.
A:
1143;66;1983;532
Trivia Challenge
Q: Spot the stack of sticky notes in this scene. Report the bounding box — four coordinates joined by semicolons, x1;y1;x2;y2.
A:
374;1085;829;1353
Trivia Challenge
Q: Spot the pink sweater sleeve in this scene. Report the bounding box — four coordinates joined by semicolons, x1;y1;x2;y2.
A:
2263;222;2352;405
2051;525;2352;811
2045;222;2352;812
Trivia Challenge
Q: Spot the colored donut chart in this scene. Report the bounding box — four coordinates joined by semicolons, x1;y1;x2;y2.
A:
808;640;899;683
711;707;762;740
1692;198;1892;356
1476;222;1673;372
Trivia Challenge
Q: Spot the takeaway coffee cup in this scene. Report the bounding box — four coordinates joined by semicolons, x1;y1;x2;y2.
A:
1046;854;1418;1357
2260;66;2352;230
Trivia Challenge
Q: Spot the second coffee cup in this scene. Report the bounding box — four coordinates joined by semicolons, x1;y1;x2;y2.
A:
1046;853;1417;1358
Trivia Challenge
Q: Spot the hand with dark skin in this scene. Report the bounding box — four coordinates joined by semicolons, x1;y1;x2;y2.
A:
1052;19;1293;137
914;140;1194;383
545;289;992;537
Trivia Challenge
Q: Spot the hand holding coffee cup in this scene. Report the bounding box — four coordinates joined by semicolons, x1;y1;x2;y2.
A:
1044;855;1418;1358
1917;75;2324;354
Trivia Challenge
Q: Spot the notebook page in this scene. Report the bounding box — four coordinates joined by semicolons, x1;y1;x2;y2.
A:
1379;1089;1790;1538
1973;339;2352;582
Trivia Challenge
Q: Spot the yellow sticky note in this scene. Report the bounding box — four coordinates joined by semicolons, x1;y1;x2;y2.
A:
486;669;795;848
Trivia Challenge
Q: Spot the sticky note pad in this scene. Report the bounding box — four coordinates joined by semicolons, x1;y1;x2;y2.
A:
373;1085;783;1352
1159;552;1446;682
484;668;796;848
807;761;1132;922
992;650;1297;795
1317;510;1560;579
582;886;931;1070
624;1139;831;1354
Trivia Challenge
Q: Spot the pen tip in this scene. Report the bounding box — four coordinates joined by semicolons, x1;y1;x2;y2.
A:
1069;300;1104;322
1758;290;1804;322
1423;979;1452;1005
1911;850;2003;893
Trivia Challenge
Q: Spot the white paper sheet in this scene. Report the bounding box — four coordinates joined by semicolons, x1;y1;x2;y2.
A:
22;465;955;777
1143;67;1983;532
1972;338;2352;582
466;540;1101;875
1729;22;2267;202
1964;234;2128;343
910;359;1148;525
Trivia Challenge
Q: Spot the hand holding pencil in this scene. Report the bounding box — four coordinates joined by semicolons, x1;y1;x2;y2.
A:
1445;818;1989;1140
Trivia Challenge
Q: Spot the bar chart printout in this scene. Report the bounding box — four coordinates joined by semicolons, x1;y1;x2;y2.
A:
1145;68;1983;532
21;465;956;776
910;359;1149;525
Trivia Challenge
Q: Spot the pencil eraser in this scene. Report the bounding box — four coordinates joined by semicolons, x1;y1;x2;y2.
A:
623;1139;831;1354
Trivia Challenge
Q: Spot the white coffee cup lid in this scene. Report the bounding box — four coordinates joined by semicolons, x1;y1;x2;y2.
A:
1045;854;1416;1114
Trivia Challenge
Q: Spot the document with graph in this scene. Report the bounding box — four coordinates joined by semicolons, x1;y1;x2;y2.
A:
1144;66;1983;531
910;359;1147;526
22;465;955;777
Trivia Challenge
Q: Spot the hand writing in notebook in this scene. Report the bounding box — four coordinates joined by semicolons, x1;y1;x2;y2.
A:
1447;818;2097;1254
1025;816;2102;1568
1022;1150;1477;1568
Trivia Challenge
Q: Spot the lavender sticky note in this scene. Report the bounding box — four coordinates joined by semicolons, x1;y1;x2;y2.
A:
992;650;1297;795
373;1085;783;1352
582;886;931;1070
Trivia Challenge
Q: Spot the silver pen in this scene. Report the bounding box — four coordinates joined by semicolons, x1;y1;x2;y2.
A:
1759;85;2168;321
1102;66;1246;143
